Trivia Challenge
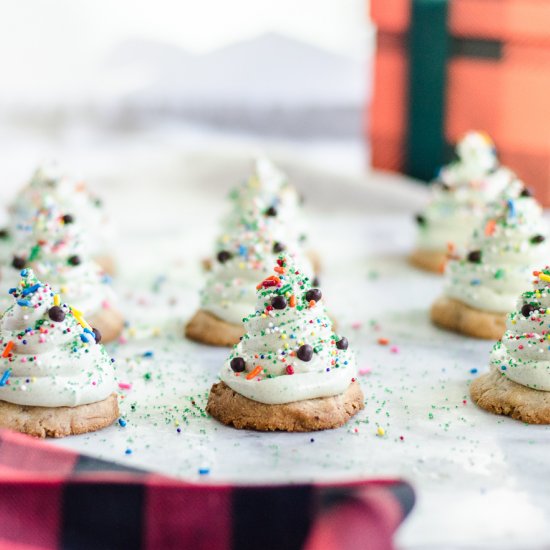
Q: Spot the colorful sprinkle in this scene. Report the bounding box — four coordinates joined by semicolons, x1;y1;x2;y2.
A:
485;219;496;236
2;341;15;358
246;365;262;380
0;370;11;386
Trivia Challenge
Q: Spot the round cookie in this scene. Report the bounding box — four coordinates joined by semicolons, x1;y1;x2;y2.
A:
430;296;506;340
409;249;447;274
89;307;125;344
0;393;119;438
185;310;244;347
206;381;364;432
471;369;550;424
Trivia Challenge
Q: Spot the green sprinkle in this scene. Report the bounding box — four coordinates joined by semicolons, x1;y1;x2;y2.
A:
28;244;41;262
278;284;292;295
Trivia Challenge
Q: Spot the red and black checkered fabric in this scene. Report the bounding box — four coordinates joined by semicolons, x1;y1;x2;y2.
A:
0;429;414;550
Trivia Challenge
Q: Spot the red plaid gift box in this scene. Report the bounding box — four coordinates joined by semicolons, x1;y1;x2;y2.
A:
370;0;550;203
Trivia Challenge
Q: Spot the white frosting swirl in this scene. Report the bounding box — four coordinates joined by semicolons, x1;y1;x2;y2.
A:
0;269;116;407
201;209;313;325
415;132;515;252
444;185;550;313
441;131;499;184
219;157;308;251
219;258;357;404
490;269;550;390
0;205;116;318
9;163;114;259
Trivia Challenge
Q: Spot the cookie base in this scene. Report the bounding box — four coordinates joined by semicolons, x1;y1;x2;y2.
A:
430;296;506;340
89;307;125;344
206;381;365;431
471;369;550;424
185;310;244;347
0;393;119;438
409;249;447;274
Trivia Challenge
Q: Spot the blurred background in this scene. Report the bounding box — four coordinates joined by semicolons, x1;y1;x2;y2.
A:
3;0;550;202
0;0;397;277
0;0;374;196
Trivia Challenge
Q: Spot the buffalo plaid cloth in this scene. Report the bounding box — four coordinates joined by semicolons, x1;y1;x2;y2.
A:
0;429;414;550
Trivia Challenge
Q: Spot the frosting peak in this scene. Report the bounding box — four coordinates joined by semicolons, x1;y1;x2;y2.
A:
414;131;514;253
444;131;499;184
9;163;112;259
3;204;115;317
222;157;308;249
231;157;296;211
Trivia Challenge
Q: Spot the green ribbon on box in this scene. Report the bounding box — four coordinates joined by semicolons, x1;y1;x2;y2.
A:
405;0;449;181
403;0;503;181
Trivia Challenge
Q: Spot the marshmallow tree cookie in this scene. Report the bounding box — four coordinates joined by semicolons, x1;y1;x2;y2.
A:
186;207;314;347
410;131;515;273
0;269;118;437
431;182;550;339
471;268;550;423
206;256;364;431
5;163;116;275
1;205;123;343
